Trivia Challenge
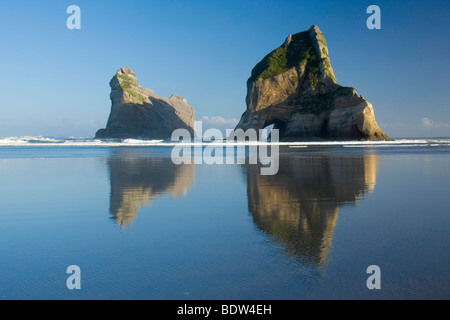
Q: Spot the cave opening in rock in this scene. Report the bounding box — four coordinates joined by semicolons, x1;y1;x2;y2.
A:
262;123;274;140
263;119;286;140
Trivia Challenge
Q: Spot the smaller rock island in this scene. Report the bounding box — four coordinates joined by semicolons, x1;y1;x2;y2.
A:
95;67;195;140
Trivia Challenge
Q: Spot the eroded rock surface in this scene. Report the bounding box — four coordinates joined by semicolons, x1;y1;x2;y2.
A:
96;67;195;140
235;25;389;141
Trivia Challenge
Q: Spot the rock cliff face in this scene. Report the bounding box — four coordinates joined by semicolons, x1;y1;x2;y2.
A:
96;67;195;139
235;25;389;141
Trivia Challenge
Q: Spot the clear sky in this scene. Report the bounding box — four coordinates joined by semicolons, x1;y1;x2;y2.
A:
0;0;449;138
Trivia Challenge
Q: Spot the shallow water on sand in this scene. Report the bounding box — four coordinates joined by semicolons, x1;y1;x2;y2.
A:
0;144;449;300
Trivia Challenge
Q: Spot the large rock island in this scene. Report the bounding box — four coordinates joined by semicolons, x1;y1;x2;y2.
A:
96;67;195;140
235;25;389;141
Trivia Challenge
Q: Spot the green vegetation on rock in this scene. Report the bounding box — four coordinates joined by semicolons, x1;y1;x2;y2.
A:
308;67;319;90
249;31;318;82
118;75;146;103
317;31;327;47
118;75;138;89
324;60;337;83
289;74;299;84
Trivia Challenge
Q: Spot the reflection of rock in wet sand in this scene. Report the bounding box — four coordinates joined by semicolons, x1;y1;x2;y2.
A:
246;155;379;266
108;158;195;226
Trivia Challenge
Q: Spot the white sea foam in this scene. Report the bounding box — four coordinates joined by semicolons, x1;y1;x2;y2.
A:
0;136;449;147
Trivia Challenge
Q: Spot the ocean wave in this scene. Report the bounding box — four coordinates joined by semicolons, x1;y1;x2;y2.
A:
0;137;165;147
0;136;449;147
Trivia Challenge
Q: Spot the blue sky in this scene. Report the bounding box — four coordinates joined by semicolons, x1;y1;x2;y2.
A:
0;0;449;138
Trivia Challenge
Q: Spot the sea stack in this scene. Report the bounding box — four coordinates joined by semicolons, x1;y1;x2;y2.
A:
96;67;195;140
235;25;389;141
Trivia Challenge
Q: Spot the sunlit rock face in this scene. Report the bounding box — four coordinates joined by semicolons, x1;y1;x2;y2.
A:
96;67;195;140
245;155;379;265
107;157;195;226
235;25;389;141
